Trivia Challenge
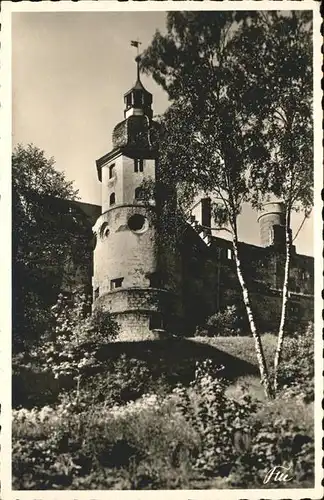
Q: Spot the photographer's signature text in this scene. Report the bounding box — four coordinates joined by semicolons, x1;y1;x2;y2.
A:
263;465;293;484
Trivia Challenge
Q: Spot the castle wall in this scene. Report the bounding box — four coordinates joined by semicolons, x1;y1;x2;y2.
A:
49;196;313;338
181;229;314;335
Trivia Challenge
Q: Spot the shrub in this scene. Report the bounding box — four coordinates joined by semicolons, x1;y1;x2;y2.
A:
199;305;246;337
79;355;170;407
277;321;314;402
12;352;60;409
48;292;119;344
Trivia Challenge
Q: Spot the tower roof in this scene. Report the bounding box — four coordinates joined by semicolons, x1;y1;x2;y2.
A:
123;56;153;120
108;54;159;151
112;114;160;150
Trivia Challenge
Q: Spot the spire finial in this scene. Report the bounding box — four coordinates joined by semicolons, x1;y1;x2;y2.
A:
135;55;141;82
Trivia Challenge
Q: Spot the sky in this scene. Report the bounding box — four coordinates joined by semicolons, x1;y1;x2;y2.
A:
12;11;313;256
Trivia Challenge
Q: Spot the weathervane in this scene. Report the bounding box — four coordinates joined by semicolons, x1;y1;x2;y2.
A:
130;39;142;57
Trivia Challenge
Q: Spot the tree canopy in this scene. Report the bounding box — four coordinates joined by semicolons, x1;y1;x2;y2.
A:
142;11;313;221
141;12;273;227
245;11;313;215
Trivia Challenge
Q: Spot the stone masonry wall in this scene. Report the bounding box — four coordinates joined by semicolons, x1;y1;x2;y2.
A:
95;287;170;315
111;312;161;341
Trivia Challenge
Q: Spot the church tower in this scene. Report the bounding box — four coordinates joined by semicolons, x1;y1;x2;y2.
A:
92;56;180;340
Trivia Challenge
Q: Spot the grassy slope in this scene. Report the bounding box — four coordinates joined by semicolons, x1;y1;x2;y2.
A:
191;333;278;369
191;334;277;403
191;334;314;434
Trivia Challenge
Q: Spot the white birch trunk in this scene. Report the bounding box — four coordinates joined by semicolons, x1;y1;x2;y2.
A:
232;232;273;399
273;209;291;394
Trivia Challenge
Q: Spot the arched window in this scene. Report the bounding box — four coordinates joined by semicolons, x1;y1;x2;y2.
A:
110;193;116;206
134;159;144;173
99;222;110;239
109;164;115;179
125;94;132;108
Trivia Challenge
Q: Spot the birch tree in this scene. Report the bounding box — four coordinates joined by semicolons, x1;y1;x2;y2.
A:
243;12;313;394
141;12;274;398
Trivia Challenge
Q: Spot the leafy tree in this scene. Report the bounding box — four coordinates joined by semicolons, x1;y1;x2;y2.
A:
243;12;313;393
141;12;274;398
12;144;92;351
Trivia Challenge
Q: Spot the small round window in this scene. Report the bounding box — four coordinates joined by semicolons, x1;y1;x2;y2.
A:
128;214;148;233
99;222;110;239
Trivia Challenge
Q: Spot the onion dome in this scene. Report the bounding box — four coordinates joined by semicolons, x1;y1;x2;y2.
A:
112;115;160;149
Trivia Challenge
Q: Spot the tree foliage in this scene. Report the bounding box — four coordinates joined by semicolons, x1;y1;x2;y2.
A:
12;144;92;351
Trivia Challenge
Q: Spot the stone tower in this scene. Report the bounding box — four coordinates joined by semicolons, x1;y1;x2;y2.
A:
257;201;286;248
92;57;180;340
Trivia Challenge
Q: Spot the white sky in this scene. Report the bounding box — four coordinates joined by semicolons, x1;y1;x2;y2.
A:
12;11;313;256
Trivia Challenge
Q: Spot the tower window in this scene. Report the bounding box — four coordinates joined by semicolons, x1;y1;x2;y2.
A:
289;302;300;314
109;164;115;179
94;287;99;300
126;94;132;108
148;272;162;288
99;222;110;239
135;187;143;200
301;270;310;280
269;227;274;245
110;193;116;206
128;214;147;232
134;89;144;107
227;248;233;260
134;159;144;173
110;277;124;290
